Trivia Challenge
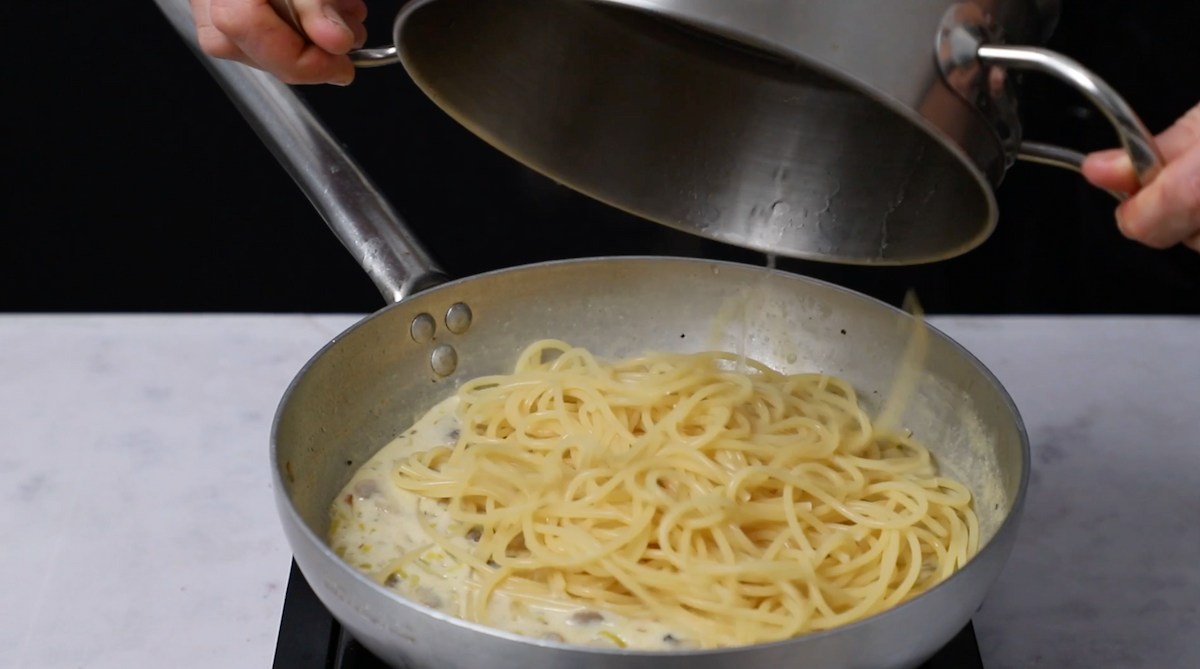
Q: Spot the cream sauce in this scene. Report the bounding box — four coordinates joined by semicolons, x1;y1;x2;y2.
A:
328;396;694;650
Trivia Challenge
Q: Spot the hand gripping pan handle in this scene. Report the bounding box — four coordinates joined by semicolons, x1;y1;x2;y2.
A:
155;0;444;303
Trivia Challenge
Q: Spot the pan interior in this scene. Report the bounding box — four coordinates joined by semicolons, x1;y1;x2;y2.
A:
274;258;1023;563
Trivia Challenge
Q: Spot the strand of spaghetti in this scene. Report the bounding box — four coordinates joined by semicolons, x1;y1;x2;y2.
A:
369;543;435;585
881;531;926;608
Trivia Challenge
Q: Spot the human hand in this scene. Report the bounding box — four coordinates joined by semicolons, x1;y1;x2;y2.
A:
1082;103;1200;253
190;0;368;85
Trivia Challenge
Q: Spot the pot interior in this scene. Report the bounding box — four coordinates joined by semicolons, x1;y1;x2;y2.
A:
392;0;1002;264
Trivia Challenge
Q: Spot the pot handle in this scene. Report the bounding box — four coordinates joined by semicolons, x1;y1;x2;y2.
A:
268;0;400;68
975;45;1165;195
154;0;445;304
1016;141;1127;202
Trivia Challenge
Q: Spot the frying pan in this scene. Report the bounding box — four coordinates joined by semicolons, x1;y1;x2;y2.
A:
156;2;1029;667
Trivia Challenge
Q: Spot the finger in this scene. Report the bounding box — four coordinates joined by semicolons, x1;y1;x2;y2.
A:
291;0;362;55
338;0;369;49
1153;103;1200;160
336;0;368;24
1081;102;1200;194
210;0;354;85
1114;142;1200;249
191;0;249;63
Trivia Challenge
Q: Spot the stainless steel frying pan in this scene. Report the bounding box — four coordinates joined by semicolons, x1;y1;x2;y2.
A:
156;2;1030;667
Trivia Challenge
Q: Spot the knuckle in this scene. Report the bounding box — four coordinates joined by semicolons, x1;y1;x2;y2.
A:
196;29;238;59
1118;216;1158;246
207;2;248;38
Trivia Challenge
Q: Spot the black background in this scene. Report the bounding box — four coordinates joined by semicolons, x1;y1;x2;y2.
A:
5;1;1199;315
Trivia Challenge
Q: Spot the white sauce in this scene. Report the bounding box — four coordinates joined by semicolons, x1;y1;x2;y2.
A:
328;397;693;650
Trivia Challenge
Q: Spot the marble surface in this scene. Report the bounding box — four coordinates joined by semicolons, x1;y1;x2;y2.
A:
1;314;1196;669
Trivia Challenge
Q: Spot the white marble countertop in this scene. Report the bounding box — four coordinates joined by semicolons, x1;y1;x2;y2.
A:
1;314;1196;669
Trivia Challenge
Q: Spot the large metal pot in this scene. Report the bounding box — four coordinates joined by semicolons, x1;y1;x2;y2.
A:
156;2;1031;668
330;0;1161;265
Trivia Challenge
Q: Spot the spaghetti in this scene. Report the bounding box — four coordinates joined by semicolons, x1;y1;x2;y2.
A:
329;339;978;649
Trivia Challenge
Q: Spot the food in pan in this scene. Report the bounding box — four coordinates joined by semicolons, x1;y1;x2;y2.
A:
327;339;978;650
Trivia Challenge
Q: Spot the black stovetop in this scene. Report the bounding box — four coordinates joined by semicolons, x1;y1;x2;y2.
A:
273;560;985;669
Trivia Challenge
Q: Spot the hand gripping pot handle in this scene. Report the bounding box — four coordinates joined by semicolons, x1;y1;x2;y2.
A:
937;5;1165;201
980;45;1162;196
155;0;445;303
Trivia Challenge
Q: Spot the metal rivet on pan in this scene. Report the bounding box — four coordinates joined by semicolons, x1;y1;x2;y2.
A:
445;302;473;335
430;344;458;377
410;313;436;343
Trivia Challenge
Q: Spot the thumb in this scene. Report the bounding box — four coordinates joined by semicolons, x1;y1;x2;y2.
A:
1081;148;1138;194
1081;103;1200;195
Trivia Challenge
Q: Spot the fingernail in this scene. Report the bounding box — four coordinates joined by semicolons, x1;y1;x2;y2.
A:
1087;149;1127;169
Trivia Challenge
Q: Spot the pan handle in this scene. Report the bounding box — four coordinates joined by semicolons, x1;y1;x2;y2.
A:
268;0;400;68
154;0;444;304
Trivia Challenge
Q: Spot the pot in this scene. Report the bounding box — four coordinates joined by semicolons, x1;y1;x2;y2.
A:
289;0;1161;265
155;1;1030;667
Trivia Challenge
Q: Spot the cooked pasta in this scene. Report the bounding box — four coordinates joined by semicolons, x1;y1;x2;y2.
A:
328;339;978;650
